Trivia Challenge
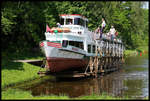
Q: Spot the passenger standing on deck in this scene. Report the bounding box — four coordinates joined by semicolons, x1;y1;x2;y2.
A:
95;27;100;34
57;23;61;28
95;27;100;40
109;25;116;40
100;18;106;39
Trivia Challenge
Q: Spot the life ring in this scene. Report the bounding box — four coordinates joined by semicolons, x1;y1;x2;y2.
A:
51;27;70;33
57;28;63;33
62;27;70;33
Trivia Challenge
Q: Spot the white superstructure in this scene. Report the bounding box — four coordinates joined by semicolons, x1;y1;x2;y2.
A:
39;14;125;72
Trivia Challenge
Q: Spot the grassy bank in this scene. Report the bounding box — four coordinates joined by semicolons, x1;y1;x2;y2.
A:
2;88;129;100
1;51;45;89
2;88;148;100
1;62;46;89
2;88;69;100
124;46;148;57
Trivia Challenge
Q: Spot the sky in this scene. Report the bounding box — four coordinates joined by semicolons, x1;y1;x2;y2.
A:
142;2;149;9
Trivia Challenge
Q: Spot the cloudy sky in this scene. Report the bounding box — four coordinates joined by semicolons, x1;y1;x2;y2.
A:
143;2;149;9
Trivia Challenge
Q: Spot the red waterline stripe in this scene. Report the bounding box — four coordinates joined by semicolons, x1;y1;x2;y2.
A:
47;44;61;46
47;43;61;46
47;44;61;47
47;42;62;48
47;42;61;45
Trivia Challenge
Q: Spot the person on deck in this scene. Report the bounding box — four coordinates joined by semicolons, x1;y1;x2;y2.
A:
57;23;61;28
109;25;116;40
100;18;106;39
95;27;100;34
101;18;106;32
69;19;72;25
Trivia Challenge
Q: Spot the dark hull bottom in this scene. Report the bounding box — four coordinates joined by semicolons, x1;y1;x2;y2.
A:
46;57;89;73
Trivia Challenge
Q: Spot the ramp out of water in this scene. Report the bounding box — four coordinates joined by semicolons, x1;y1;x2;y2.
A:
13;59;43;66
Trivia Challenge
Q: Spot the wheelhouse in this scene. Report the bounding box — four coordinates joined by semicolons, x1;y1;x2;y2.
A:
60;14;88;28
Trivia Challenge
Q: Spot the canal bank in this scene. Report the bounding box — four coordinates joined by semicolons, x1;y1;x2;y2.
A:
124;46;148;57
1;48;149;100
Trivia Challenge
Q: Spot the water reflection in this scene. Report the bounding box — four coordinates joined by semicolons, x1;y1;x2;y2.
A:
25;72;125;97
24;71;147;98
23;54;148;98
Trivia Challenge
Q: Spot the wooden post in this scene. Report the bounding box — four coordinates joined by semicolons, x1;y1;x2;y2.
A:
94;48;98;77
90;57;93;73
94;56;98;78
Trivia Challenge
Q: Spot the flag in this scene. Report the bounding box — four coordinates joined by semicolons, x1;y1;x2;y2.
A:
46;25;51;32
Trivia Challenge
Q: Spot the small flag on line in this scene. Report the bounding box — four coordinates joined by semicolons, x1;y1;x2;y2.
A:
46;25;51;32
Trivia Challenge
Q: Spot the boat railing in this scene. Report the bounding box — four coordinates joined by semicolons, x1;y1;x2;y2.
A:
93;32;122;43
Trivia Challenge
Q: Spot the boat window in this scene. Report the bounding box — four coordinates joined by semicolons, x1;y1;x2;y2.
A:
74;18;79;25
62;40;68;47
69;41;74;46
60;18;64;25
93;45;95;53
79;42;84;49
88;45;91;53
74;18;85;26
69;41;84;49
66;19;73;25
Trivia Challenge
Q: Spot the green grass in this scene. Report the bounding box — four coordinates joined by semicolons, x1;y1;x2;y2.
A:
2;88;131;100
124;50;137;57
124;46;148;57
1;50;45;89
2;89;33;100
2;62;42;89
3;88;148;100
2;88;69;100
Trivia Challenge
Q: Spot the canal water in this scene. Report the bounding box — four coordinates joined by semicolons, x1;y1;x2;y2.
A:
20;54;149;98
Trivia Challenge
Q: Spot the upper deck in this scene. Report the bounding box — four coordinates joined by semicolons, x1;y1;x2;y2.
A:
45;14;92;42
45;14;123;44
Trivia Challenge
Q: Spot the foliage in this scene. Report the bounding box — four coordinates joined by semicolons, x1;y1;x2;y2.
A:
1;1;149;52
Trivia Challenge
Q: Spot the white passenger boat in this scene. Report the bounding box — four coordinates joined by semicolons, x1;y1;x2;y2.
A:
39;14;124;73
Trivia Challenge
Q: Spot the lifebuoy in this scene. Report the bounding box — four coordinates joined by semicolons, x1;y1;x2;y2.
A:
62;27;70;33
57;28;63;33
51;27;71;33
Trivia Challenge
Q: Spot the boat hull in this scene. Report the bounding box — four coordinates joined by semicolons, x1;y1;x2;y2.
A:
46;57;88;72
40;41;88;72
